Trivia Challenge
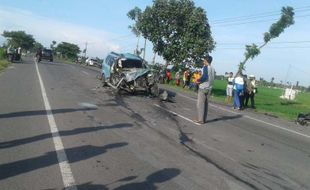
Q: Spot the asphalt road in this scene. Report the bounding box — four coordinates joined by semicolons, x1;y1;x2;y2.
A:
0;56;310;190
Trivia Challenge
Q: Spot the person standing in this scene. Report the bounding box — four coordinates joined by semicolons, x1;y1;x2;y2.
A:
189;70;198;90
226;72;234;103
196;70;202;92
175;70;181;86
245;75;257;108
160;66;166;84
241;74;248;109
194;55;215;124
233;72;244;110
183;69;190;88
166;70;172;84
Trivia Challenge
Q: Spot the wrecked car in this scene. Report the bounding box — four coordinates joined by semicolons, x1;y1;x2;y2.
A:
101;52;159;96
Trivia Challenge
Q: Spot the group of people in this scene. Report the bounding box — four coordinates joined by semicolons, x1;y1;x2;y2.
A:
158;55;257;124
226;72;257;110
160;66;203;92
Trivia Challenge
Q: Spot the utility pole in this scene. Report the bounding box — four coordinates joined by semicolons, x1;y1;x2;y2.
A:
135;35;140;55
142;38;146;60
152;52;156;65
84;42;88;58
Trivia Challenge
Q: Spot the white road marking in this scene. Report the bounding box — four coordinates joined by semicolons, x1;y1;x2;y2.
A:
173;90;310;139
35;59;77;190
154;104;201;126
82;71;89;76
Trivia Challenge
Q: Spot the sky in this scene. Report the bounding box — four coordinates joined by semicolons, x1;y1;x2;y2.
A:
0;0;309;86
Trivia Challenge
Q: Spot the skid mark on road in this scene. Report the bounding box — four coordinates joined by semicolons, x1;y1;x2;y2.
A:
35;59;77;190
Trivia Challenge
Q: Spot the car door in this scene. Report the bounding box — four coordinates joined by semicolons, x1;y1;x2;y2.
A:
102;55;113;79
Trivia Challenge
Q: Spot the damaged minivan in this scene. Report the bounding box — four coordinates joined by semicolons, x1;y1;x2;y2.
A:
101;52;159;96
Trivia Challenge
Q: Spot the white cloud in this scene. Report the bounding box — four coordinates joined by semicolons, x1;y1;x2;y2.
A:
0;7;120;58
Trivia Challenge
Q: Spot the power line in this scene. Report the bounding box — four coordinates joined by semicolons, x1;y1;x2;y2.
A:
212;14;310;27
217;40;310;46
211;5;310;23
217;46;310;50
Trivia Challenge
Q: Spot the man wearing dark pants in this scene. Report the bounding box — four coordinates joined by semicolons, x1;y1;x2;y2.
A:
194;55;215;124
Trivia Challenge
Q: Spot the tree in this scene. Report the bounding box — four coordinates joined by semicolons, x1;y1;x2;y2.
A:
134;0;215;65
55;42;80;60
33;42;44;52
238;7;295;72
2;30;35;50
50;41;57;51
270;77;275;86
127;7;143;56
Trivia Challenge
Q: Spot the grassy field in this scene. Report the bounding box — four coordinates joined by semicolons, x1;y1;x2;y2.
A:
55;57;75;64
164;79;310;121
0;59;10;71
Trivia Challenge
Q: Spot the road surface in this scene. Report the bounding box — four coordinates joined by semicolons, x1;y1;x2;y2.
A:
0;57;310;190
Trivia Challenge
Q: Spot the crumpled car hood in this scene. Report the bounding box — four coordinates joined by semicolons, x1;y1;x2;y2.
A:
123;68;150;82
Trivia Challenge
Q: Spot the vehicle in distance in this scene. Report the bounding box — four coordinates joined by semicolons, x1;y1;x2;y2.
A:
41;49;53;62
101;52;159;95
86;57;101;67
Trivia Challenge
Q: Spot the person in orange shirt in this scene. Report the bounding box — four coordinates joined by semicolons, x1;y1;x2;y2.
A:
195;70;202;91
190;70;199;91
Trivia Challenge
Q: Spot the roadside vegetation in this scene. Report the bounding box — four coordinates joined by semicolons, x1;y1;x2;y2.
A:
163;79;310;121
0;47;10;71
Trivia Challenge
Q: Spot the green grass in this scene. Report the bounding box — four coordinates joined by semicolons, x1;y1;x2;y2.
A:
0;59;10;71
55;57;75;64
164;79;310;121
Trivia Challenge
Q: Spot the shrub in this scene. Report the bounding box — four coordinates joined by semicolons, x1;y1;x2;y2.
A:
0;48;6;60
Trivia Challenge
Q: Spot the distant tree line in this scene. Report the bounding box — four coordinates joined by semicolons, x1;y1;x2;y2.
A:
1;30;81;60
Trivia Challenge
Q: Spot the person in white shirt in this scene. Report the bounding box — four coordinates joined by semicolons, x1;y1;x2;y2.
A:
226;72;234;103
233;72;245;110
